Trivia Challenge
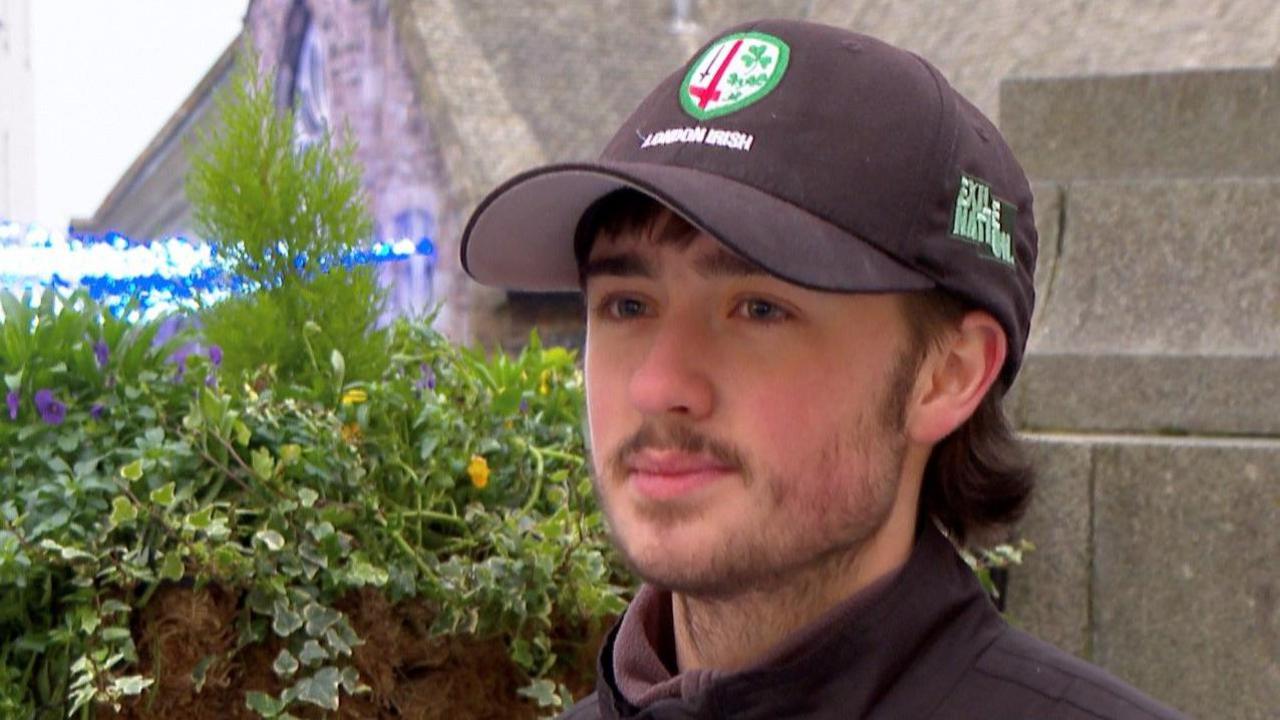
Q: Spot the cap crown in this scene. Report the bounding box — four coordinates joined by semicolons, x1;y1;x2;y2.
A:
600;19;1037;381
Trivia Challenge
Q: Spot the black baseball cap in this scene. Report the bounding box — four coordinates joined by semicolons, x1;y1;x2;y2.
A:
460;19;1037;383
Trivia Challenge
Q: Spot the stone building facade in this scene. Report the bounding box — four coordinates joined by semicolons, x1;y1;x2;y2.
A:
247;0;446;326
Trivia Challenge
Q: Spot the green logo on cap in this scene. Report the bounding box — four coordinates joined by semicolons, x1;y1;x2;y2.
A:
951;174;1016;267
680;32;790;120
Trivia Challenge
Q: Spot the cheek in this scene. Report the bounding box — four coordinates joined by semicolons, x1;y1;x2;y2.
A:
584;349;631;460
735;362;866;443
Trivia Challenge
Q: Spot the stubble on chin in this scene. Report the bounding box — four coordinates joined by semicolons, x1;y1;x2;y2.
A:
589;398;909;599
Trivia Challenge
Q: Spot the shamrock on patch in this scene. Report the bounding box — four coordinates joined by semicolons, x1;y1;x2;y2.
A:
741;44;772;70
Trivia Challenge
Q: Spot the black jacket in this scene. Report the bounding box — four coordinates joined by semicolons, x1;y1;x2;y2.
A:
562;525;1189;720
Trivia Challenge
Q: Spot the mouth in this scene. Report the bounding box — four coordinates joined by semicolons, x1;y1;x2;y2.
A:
625;450;736;501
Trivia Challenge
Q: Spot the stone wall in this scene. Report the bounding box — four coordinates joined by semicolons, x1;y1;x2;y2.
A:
1001;67;1280;720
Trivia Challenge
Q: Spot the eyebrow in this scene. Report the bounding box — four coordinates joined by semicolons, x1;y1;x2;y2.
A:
581;252;655;281
582;246;769;284
693;247;770;278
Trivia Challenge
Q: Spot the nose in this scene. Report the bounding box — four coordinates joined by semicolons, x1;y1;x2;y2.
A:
628;312;715;420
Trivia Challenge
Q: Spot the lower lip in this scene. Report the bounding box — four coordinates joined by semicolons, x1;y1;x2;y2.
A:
628;468;730;501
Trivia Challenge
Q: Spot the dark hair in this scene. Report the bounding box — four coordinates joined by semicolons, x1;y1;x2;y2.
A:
900;292;1035;546
577;189;1034;545
574;189;700;288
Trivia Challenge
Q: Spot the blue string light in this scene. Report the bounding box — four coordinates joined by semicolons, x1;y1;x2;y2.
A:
0;217;436;317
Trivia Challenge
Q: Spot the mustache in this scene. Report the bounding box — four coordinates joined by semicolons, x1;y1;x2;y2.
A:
607;421;748;479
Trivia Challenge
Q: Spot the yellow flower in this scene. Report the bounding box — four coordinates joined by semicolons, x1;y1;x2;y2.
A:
340;422;362;445
467;454;490;489
341;388;368;405
538;369;551;396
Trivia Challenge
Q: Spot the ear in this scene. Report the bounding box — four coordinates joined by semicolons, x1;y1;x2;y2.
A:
905;311;1006;445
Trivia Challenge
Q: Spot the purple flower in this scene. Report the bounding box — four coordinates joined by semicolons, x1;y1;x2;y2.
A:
6;391;18;420
205;373;218;389
93;341;110;368
518;398;529;414
90;403;105;420
173;357;187;382
34;389;66;426
416;363;436;391
208;344;223;368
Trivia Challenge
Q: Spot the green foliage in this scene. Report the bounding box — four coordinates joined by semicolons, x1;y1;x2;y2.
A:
186;44;387;394
960;539;1035;603
0;286;627;717
0;289;196;717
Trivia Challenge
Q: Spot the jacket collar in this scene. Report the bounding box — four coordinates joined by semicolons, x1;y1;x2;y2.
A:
593;523;1003;719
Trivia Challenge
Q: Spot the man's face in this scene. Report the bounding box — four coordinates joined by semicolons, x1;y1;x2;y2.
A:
583;218;924;598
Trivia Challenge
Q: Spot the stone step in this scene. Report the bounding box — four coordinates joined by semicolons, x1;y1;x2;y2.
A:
1010;353;1280;436
1009;434;1280;720
1030;177;1279;355
1018;176;1279;434
1001;66;1280;182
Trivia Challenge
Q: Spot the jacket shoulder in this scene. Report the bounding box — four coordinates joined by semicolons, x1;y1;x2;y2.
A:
932;627;1192;720
557;691;603;720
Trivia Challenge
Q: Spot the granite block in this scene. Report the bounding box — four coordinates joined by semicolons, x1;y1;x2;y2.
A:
1091;438;1280;720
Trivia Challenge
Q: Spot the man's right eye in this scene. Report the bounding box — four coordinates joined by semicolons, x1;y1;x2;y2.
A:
596;295;649;319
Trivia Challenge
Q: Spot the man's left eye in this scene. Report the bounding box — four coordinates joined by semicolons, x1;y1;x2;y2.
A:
735;299;790;321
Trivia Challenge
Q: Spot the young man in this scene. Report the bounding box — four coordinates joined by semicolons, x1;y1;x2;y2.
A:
461;19;1188;720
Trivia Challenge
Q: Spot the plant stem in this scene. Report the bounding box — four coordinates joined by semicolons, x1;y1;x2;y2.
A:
389;529;433;577
521;442;544;514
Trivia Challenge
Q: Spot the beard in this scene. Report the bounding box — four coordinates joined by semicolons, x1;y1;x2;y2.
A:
590;352;917;600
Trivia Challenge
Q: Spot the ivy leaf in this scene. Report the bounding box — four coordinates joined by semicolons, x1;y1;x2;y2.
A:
272;599;304;637
517;679;563;708
120;459;144;481
245;690;288;716
251;447;276;481
149;482;176;507
100;627;132;642
159;552;184;582
186;507;214;531
298;639;327;666
256;529;286;552
339;666;364;694
281;444;303;466
109;497;138;527
234;420;252;447
296;487;318;508
37;539;93;562
102;600;130;615
302;603;340;637
324;627;351;657
273;649;300;677
345;557;388;587
291;666;341;711
111;675;154;696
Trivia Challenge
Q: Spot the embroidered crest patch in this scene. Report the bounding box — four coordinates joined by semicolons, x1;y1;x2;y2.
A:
680;32;790;120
